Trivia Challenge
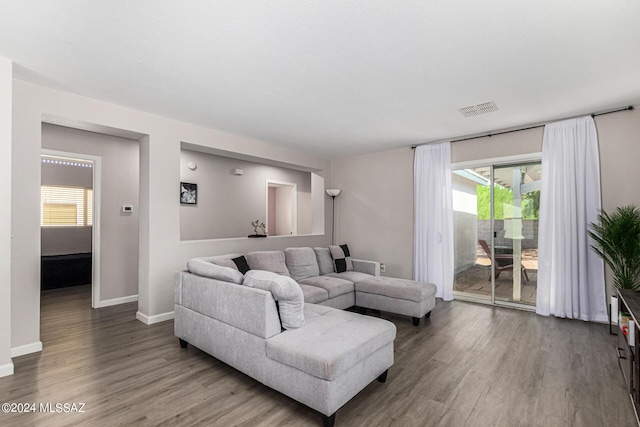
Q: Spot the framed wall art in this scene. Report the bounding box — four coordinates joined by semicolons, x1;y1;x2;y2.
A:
180;182;197;205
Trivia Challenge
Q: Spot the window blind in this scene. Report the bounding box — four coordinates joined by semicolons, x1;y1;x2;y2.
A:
41;186;93;226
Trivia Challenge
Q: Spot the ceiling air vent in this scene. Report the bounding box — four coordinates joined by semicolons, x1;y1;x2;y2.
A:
459;101;499;117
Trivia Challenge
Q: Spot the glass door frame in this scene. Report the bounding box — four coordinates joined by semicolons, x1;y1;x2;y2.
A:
452;153;541;311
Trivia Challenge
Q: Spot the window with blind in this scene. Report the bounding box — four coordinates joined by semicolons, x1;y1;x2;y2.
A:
41;186;93;226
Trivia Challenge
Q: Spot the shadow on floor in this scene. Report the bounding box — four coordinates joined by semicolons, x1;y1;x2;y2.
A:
454;264;537;306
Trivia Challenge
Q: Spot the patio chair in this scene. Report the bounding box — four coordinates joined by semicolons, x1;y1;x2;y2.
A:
478;239;529;283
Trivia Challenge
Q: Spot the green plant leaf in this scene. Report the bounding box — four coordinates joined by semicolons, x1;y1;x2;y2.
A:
589;205;640;293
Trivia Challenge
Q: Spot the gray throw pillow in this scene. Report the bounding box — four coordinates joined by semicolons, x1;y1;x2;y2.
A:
314;247;335;275
245;251;291;277
187;258;244;284
243;270;305;329
284;247;320;282
329;244;353;273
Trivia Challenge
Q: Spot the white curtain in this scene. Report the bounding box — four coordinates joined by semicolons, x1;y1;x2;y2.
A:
414;142;454;301
536;116;607;321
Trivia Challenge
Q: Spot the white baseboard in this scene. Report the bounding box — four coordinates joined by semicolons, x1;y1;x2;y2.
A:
136;310;174;325
0;362;14;378
11;341;43;358
95;294;138;308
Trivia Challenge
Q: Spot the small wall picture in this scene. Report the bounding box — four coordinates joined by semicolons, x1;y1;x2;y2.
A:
180;182;197;205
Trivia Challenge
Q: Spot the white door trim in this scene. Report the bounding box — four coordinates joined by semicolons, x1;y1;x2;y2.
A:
41;149;101;308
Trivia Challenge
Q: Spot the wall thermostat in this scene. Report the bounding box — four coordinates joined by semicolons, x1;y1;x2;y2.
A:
122;205;134;213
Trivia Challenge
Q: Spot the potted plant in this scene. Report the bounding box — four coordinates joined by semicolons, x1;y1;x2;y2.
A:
248;219;267;238
589;205;640;330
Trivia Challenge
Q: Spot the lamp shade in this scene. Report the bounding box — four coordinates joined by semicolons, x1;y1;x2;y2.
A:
326;189;342;197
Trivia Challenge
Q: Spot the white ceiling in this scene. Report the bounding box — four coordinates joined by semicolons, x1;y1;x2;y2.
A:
1;1;639;159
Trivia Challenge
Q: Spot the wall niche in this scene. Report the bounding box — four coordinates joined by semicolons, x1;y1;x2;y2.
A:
180;145;321;240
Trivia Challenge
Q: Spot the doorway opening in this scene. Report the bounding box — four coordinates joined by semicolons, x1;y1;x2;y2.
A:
266;180;297;236
452;158;541;309
40;151;101;308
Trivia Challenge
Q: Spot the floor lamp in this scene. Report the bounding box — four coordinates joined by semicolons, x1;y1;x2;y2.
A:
326;189;342;245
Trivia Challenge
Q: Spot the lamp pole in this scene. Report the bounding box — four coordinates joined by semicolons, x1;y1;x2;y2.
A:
331;195;336;245
326;189;341;245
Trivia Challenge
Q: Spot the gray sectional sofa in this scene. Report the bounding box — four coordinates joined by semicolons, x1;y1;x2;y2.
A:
174;246;437;426
283;247;437;325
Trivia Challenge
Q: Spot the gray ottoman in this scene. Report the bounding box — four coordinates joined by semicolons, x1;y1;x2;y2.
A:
355;277;437;326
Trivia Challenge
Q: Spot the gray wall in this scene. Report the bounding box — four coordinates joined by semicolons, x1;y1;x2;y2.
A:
330;147;414;279
597;110;640;212
41;228;92;256
0;58;12;376
41;159;93;187
180;149;312;240
268;186;276;234
42;124;140;301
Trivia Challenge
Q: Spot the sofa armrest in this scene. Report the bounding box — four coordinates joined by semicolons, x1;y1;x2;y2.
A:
175;270;186;305
176;270;282;339
352;259;380;276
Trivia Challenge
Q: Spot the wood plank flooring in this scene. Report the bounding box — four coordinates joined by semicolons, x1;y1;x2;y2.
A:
0;285;636;426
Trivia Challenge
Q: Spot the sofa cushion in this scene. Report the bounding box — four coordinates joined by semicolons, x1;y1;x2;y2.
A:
199;253;244;271
266;304;396;381
299;284;329;304
330;244;353;273
187;258;244;285
246;251;291;277
232;255;250;274
284;247;320;282
244;270;304;329
314;247;335;275
298;276;354;298
356;277;437;302
324;271;373;284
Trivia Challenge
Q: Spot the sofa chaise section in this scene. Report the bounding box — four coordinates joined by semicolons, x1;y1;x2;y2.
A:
174;270;396;427
355;276;437;326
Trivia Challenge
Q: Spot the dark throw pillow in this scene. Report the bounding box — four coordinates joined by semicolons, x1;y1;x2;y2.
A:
232;255;250;274
329;244;353;273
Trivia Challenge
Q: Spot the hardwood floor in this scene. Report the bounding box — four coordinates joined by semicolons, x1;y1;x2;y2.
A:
0;285;636;426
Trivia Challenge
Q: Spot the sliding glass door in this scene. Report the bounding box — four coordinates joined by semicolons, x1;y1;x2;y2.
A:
452;167;492;301
452;161;541;309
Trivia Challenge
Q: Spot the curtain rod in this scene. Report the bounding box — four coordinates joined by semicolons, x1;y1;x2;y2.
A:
411;105;634;149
